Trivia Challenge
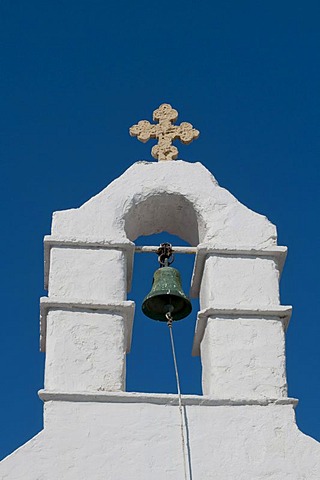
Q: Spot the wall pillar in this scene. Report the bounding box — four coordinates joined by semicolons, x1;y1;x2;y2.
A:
192;246;291;399
41;238;135;393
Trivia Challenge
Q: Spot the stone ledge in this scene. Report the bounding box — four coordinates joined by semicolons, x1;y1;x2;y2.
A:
38;389;298;407
190;244;288;298
192;305;292;356
40;297;135;353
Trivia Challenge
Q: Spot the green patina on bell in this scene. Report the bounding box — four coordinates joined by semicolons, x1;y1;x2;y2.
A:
142;266;192;322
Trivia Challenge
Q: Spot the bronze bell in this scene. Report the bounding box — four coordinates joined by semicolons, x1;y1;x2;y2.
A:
142;266;192;322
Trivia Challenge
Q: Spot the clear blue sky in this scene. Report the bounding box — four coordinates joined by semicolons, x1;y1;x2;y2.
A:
1;0;319;460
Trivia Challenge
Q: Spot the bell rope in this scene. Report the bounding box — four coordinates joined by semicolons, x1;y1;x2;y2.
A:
166;311;190;480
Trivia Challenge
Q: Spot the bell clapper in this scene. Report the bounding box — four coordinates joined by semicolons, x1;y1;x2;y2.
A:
165;306;174;327
165;312;173;327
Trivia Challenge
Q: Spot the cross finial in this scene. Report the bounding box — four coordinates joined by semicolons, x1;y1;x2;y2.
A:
129;104;200;161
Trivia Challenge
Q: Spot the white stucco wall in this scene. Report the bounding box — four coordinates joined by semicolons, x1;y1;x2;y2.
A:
41;160;286;399
48;248;127;302
49;161;277;248
1;159;319;478
44;310;128;392
199;255;280;308
1;395;320;480
197;251;285;398
201;317;287;398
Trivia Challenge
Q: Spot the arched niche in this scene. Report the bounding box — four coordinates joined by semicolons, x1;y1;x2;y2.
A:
123;192;200;246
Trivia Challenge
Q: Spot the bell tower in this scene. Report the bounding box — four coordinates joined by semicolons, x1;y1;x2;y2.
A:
1;104;320;479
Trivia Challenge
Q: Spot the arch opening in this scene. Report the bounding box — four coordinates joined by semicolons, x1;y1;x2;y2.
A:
126;232;202;395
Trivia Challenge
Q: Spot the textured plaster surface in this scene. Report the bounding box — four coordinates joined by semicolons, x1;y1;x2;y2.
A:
200;255;280;308
190;245;287;298
201;317;288;398
1;400;320;479
44;310;127;392
48;247;127;302
50;161;277;248
39;298;134;353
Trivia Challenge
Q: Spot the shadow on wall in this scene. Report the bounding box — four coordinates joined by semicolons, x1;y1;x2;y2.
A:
126;232;202;395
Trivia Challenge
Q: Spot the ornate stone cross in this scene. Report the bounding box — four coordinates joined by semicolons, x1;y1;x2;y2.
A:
129;103;200;161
